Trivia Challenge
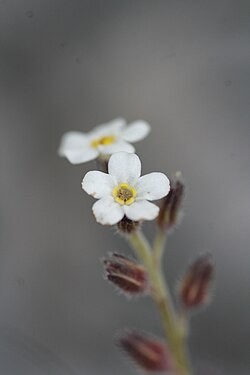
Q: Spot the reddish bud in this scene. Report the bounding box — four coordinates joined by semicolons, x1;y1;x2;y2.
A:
158;172;184;231
119;331;173;372
117;216;140;234
180;254;213;309
103;253;148;295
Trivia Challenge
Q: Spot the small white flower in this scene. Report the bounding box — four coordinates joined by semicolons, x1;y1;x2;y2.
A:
81;152;170;225
59;118;151;164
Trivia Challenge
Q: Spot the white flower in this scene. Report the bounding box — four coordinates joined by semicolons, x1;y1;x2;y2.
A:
59;118;150;164
81;152;170;225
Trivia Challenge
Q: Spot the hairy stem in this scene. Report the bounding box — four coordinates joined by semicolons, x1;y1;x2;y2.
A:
128;230;191;375
152;228;167;265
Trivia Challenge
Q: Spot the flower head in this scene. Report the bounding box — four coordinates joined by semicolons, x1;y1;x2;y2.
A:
81;152;170;225
59;118;150;164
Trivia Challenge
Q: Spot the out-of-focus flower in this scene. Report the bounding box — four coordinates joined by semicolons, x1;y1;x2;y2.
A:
103;253;148;295
158;172;184;231
119;331;173;372
179;254;213;309
58;118;150;164
81;152;170;225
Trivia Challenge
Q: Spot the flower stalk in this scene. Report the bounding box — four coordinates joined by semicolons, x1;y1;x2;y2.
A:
152;227;167;266
59;116;212;375
81;152;193;374
128;230;192;375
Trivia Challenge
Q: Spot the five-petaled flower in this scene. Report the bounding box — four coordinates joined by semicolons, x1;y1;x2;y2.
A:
58;118;150;164
81;152;170;225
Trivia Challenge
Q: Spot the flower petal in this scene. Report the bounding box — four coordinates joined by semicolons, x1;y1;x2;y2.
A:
59;132;98;164
82;171;115;199
59;131;88;153
124;200;159;221
92;197;124;225
136;173;170;201
91;118;126;138
62;148;98;164
122;120;151;143
108;152;141;185
99;141;135;155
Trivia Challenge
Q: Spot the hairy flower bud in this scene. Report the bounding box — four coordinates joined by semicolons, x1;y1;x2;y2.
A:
117;216;140;234
158;172;184;231
103;253;148;295
119;331;173;372
180;254;213;309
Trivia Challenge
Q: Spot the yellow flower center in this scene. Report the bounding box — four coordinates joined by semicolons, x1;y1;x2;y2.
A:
112;183;137;206
91;135;116;148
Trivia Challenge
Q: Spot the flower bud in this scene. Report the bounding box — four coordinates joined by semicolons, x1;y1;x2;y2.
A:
103;253;148;295
119;331;173;372
117;216;140;234
179;254;213;309
158;172;184;231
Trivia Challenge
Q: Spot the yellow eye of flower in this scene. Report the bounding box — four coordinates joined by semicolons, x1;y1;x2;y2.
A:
112;183;137;206
91;136;116;148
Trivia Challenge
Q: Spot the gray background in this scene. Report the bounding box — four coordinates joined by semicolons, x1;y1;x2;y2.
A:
0;0;250;374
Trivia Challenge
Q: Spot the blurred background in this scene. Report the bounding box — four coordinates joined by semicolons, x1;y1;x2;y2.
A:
0;0;250;374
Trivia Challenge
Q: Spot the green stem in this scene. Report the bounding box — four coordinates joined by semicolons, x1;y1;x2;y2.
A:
128;230;152;268
152;228;167;265
128;230;191;375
